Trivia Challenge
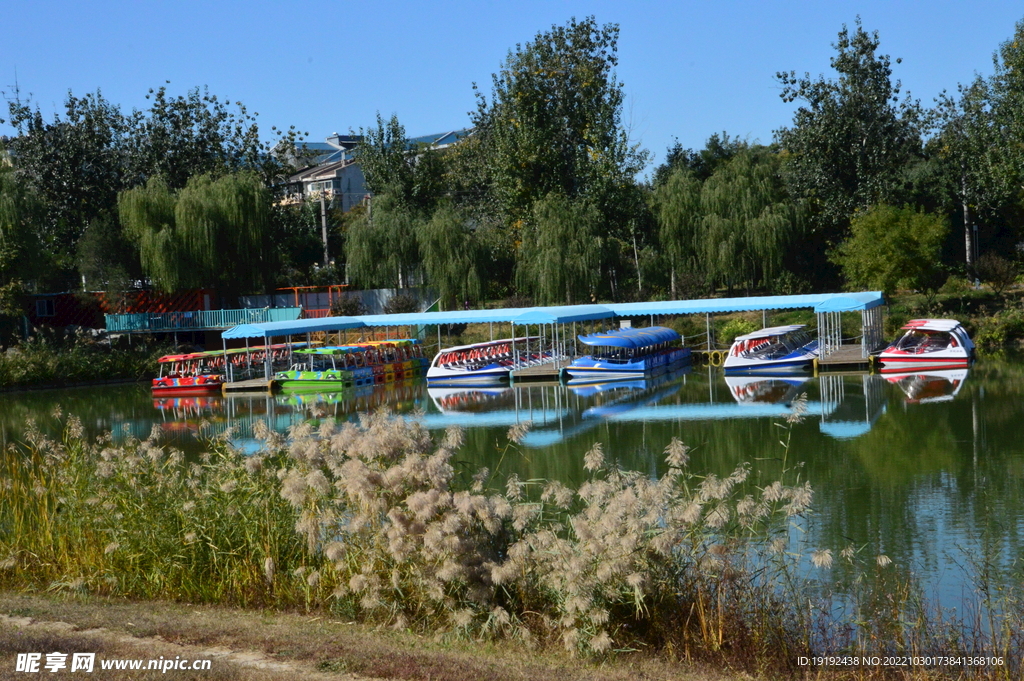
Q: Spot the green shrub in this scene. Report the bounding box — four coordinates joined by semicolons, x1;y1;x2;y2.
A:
0;333;167;389
718;318;758;345
383;292;421;314
974;305;1024;346
976;253;1019;294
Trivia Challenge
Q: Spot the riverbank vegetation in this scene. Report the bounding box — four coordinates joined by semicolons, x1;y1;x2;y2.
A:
4;16;1024;342
2;411;1021;678
0;329;167;390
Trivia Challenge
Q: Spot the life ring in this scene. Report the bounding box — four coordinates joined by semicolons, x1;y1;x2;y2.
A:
710;350;723;366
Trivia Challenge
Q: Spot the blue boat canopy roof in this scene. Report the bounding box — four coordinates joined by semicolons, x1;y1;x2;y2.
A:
578;325;680;349
220;292;885;340
609;292;884;316
221;317;366;339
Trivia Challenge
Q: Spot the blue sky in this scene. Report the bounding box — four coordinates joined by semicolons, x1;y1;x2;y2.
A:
2;1;1021;177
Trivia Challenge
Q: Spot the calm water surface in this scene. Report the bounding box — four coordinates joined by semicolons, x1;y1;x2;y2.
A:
3;353;1023;606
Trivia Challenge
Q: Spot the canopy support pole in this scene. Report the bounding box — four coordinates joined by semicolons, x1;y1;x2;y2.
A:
222;336;230;383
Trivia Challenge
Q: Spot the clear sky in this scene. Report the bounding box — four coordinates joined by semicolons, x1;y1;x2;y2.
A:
2;1;1021;177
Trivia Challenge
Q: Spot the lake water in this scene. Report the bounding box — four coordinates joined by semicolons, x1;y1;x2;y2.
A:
3;353;1023;608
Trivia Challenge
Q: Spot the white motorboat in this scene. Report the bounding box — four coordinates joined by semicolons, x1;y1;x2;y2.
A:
723;325;819;374
877;319;974;372
426;337;546;385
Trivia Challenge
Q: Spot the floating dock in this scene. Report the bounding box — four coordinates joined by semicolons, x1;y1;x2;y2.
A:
815;345;875;374
510;358;572;383
223;378;275;394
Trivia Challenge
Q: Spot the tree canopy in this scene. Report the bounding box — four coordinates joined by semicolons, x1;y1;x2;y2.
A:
472;16;647;225
516;193;601;305
832;204;948;296
775;19;923;245
119;172;274;298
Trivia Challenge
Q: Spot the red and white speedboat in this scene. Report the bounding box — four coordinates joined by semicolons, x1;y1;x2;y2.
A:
877;319;974;372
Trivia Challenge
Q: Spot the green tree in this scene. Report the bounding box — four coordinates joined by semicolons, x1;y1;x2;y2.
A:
3;90;134;268
989;18;1024;200
931;79;1001;270
357;113;414;198
3;84;298;284
698;149;803;293
76;212;141;297
832;204;948;295
119;172;274;299
417;204;482;309
0;161;44;317
652;132;747;187
344;192;421;289
516;193;601;304
132;85;285;190
473;16;647;225
775;20;923;249
652;167;702;298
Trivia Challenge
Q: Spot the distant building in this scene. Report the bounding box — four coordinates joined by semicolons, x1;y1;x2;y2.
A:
278;129;472;211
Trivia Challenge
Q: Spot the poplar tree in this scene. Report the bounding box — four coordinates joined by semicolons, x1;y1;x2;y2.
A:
775;19;922;245
473;16;647;226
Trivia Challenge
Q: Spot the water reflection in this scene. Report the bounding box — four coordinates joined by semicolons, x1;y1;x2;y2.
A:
134;367;944;452
882;368;968;404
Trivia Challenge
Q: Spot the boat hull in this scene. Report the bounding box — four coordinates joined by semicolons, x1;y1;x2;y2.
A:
274;367;375;391
151;376;224;396
565;348;691;381
426;363;511;385
876;354;971;372
723;357;816;375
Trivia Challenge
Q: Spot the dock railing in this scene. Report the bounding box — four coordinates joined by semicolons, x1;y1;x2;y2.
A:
105;307;303;333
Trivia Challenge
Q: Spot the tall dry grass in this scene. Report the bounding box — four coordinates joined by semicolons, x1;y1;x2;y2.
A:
2;407;1022;677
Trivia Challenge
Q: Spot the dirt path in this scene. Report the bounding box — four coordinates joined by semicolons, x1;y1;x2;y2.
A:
0;612;374;680
0;592;731;681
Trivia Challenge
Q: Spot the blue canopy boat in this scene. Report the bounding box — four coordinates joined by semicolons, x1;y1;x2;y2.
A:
565;326;691;382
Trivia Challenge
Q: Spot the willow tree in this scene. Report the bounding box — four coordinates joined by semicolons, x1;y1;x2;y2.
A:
516;193;600;305
119;172;273;298
652;168;702;297
696;149;802;293
417;205;481;309
344;191;420;289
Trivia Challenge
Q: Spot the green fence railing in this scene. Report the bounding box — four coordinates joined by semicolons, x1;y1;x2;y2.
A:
105;307;303;333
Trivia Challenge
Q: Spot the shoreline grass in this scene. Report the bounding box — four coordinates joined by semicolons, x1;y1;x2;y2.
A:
1;410;1022;678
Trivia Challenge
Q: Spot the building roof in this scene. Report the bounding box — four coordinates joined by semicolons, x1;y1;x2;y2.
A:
406;129;473;149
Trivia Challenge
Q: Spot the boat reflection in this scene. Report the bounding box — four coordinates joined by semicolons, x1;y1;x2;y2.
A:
883;368;969;404
724;375;811;406
144;366;969;451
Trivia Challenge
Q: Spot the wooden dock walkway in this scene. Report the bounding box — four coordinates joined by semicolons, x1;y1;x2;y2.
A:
510;358;572;383
223;378;275;394
815;345;874;373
